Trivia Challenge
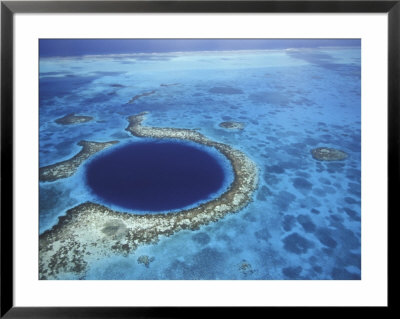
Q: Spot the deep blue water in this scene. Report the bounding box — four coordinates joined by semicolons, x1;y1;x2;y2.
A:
85;140;226;211
39;39;360;57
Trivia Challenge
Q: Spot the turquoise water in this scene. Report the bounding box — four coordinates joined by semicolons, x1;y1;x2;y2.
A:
39;43;361;280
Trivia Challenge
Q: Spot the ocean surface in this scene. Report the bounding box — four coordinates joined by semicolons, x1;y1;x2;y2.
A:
39;40;361;280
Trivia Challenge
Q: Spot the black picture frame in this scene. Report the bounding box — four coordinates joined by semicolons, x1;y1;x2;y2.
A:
1;0;396;317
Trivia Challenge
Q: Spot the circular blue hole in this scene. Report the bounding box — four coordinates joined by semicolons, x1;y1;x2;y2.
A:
85;140;229;212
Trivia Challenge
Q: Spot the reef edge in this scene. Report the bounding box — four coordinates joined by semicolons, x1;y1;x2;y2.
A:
39;112;258;279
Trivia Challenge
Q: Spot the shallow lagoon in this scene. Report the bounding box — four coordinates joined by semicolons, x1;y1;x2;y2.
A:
39;43;361;280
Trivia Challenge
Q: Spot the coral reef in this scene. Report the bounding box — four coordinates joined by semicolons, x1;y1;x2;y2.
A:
137;255;155;268
219;121;244;130
39;140;119;182
55;113;93;125
238;259;255;276
127;90;156;104
39;112;258;279
311;147;348;161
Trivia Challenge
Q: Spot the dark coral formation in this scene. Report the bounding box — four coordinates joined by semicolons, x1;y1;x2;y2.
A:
311;147;348;161
127;90;156;104
137;255;155;268
39;112;258;279
283;233;313;254
219;121;244;130
55;113;93;125
238;260;255;276
39;140;119;182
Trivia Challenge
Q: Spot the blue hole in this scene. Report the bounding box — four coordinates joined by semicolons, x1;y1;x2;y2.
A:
85;140;231;212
